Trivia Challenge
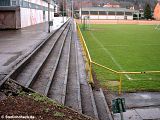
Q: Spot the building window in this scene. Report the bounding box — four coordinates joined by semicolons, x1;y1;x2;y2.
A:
90;11;98;15
116;12;124;15
108;11;115;15
12;0;17;6
99;11;106;15
82;11;89;15
23;1;29;8
125;12;132;15
0;0;10;6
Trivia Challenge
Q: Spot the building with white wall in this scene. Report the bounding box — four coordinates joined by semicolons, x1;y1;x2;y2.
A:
80;7;139;20
0;0;55;29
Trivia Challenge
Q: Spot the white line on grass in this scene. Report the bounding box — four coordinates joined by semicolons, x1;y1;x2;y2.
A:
89;32;132;80
104;44;160;47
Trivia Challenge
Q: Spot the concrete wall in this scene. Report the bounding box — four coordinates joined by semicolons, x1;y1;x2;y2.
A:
99;15;107;19
115;15;125;20
0;7;21;29
0;11;15;29
126;16;133;20
0;0;54;29
20;0;54;28
20;8;44;27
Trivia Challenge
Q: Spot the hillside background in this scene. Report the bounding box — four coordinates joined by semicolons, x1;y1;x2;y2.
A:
57;0;157;10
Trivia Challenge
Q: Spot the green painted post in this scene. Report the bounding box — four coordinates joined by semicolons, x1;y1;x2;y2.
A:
118;99;124;120
112;98;126;120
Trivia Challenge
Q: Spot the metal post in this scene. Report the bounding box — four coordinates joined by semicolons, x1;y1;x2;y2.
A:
138;12;139;24
72;0;73;18
81;0;82;23
62;0;64;23
89;61;93;84
118;99;124;120
89;11;91;30
53;0;54;27
65;0;68;18
119;74;122;95
48;1;50;33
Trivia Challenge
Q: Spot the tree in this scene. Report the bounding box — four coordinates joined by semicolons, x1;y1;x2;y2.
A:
144;3;152;19
59;0;67;16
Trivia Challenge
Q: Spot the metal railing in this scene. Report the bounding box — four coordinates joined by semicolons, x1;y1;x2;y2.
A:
77;23;160;95
77;24;93;84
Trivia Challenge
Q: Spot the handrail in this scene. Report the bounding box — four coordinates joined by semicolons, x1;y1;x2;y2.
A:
77;25;92;62
91;61;118;74
118;71;160;74
77;24;93;84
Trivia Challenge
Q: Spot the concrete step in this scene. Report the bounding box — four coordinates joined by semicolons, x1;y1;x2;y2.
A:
75;24;99;119
65;22;82;113
4;21;70;88
47;24;72;104
29;22;71;95
93;88;113;120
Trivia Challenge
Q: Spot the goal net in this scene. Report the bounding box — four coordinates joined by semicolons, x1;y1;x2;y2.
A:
155;23;160;30
82;16;90;30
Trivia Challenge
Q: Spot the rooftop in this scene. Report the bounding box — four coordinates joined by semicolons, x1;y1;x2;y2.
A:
81;7;138;12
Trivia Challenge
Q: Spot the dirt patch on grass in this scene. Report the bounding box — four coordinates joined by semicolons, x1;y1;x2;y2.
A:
93;76;113;111
92;71;101;90
92;71;116;112
0;80;94;120
0;95;94;120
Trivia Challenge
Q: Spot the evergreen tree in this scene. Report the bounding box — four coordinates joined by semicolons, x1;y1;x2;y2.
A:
144;3;152;19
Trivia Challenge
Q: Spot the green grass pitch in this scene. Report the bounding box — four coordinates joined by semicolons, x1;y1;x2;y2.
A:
81;24;160;92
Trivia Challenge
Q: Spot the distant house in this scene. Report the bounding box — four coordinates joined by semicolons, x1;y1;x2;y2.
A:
154;1;160;20
79;7;139;20
103;3;120;8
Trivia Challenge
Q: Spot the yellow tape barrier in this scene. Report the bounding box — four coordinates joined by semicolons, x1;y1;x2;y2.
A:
77;23;160;95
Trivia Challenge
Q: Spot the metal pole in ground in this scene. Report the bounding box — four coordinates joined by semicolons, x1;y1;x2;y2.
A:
81;0;82;23
119;74;122;95
118;99;124;120
48;0;51;33
63;0;65;23
66;0;68;18
72;0;74;19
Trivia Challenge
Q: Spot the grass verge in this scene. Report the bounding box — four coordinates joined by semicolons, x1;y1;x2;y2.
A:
80;24;160;92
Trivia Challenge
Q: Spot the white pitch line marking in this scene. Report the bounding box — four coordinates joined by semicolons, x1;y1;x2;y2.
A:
89;32;132;80
104;44;160;47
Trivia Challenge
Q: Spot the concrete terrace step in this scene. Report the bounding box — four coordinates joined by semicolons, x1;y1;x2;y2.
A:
47;24;72;104
0;19;113;120
93;88;113;120
65;22;82;113
75;23;98;119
